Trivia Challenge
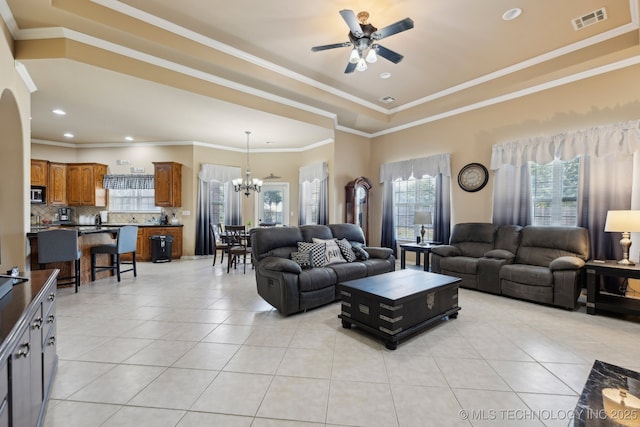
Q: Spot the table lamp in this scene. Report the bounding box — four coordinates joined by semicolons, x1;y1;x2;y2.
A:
604;210;640;265
413;211;432;245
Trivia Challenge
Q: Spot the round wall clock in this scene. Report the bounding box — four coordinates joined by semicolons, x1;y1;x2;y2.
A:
457;163;489;192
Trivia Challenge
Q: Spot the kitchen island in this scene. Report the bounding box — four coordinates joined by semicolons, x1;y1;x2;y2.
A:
27;226;120;286
27;224;184;287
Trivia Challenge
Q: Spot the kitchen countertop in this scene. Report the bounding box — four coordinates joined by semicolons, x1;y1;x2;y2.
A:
27;223;183;235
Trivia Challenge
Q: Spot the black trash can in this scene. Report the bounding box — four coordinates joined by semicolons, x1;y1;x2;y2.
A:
150;235;174;263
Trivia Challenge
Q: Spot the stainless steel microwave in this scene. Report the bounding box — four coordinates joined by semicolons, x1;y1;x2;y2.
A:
30;186;46;204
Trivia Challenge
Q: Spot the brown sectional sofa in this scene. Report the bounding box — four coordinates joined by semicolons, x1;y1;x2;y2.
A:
250;223;395;316
431;223;590;309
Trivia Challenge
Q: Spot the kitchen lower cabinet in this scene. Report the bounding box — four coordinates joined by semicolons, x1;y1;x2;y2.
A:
132;226;183;261
0;270;58;427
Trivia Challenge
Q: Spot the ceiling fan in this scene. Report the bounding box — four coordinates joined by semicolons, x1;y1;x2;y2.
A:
311;9;414;73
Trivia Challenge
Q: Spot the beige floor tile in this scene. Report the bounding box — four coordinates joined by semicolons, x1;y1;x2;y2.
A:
488;360;577;395
202;323;254;344
391;384;470;427
101;406;185;427
276;347;333;379
74;337;154;363
331;350;388;383
50;360;116;399
223;345;286;374
43;400;120;427
122;339;196;366
67;364;165;404
517;393;579;427
257;376;330;422
177;412;253;426
190;371;272;415
453;388;545;426
435;357;510;391
384;353;448;387
326;381;397;426
541;362;594;394
172;341;239;370
128;367;217;409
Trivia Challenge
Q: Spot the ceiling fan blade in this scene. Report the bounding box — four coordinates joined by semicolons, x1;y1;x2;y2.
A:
374;44;404;64
311;42;352;52
339;9;364;38
344;61;357;74
372;17;414;40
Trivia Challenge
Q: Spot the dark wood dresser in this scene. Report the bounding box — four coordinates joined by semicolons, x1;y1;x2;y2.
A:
0;269;58;427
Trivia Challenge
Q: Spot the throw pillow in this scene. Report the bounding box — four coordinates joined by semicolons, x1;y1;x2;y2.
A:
336;238;356;262
352;245;370;261
291;251;313;269
312;238;347;265
297;241;327;267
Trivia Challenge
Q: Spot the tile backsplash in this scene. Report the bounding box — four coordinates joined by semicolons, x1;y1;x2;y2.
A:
30;205;182;225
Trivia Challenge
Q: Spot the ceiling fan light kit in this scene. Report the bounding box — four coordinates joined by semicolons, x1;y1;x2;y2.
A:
311;9;414;74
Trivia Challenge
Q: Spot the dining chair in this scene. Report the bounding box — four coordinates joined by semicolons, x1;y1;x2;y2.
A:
225;225;252;273
38;229;82;293
91;225;138;282
209;223;229;266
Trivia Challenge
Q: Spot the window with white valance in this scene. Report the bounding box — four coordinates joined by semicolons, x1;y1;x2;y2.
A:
491;119;640;261
379;153;451;253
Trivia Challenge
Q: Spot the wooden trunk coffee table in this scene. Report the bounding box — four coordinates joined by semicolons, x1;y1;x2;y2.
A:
339;269;461;350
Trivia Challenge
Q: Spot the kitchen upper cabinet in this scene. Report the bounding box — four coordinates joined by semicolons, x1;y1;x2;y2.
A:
153;162;182;207
47;162;67;206
67;163;108;207
30;159;48;187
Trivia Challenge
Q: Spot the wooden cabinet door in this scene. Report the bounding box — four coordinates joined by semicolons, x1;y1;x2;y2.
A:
79;165;94;205
48;162;67;206
66;165;82;206
30;160;48;186
153;162;182;207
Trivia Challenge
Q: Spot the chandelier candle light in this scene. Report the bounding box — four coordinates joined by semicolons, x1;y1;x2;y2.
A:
233;131;263;197
604;210;640;265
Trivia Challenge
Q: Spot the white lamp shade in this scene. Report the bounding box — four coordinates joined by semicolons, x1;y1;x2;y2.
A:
413;211;432;225
604;210;640;232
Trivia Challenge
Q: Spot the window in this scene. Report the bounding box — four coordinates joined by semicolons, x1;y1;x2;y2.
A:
530;157;579;226
256;183;289;225
210;181;225;225
393;176;437;241
109;189;161;212
301;180;320;225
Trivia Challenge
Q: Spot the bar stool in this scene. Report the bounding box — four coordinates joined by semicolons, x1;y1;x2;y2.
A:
91;225;138;282
38;229;81;293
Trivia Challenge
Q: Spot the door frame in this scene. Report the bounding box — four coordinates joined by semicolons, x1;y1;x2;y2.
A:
254;182;290;226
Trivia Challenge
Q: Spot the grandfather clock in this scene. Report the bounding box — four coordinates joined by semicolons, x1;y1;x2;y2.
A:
345;177;372;243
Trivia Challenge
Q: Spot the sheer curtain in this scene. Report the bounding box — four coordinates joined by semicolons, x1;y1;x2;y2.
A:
298;162;328;225
491;120;640;259
380;153;452;253
195;164;241;256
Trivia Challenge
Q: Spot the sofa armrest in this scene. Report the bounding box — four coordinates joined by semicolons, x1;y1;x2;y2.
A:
364;247;394;259
260;256;303;274
483;249;515;260
550;256;585;271
431;245;461;257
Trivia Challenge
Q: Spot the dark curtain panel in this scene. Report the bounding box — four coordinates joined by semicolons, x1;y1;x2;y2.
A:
433;174;451;244
492;163;532;226
318;177;329;225
298;183;305;226
380;182;397;256
195;180;213;255
577;155;633;260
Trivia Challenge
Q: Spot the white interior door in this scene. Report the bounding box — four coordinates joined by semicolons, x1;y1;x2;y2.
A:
255;182;289;226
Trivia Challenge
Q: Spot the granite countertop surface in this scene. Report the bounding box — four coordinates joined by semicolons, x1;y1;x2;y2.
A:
27;223;183;236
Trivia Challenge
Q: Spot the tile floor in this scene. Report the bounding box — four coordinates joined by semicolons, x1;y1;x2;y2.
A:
43;258;640;426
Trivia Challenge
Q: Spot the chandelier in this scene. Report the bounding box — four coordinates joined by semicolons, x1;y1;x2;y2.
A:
233;131;263;197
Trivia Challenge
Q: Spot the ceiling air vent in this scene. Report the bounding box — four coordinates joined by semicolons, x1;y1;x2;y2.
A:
379;96;396;104
572;7;607;30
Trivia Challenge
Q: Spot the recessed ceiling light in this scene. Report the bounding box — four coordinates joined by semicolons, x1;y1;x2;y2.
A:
502;8;522;21
380;72;391;79
52;109;66;115
265;141;272;144
125;136;134;141
63;132;74;138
